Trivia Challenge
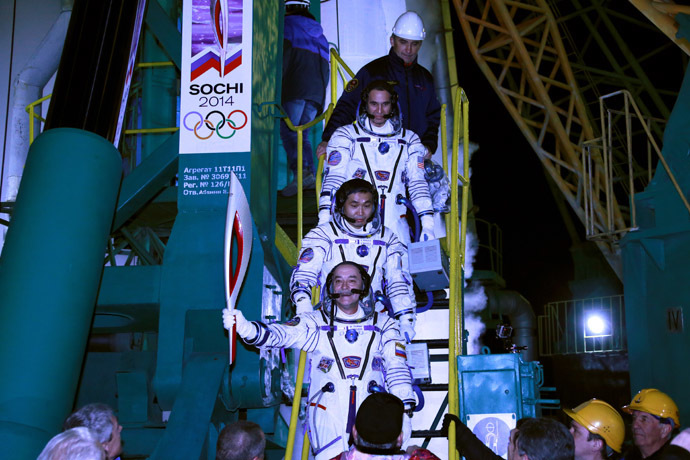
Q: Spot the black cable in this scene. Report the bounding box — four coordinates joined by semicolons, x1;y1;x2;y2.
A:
0;0;18;206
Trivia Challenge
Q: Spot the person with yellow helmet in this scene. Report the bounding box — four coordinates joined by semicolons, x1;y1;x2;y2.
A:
564;399;625;460
622;389;680;459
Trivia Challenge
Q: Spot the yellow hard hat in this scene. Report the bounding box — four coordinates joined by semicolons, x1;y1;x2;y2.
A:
564;399;625;453
622;388;680;427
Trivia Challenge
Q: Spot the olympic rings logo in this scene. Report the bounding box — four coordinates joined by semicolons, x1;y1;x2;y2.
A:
183;110;248;139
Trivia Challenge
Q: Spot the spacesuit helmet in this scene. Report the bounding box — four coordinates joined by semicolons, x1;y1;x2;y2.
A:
321;261;374;318
333;179;381;236
357;80;402;136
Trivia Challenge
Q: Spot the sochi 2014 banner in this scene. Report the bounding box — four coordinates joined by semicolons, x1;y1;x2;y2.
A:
180;0;252;153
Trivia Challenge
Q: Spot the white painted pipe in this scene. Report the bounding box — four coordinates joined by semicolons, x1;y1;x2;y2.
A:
2;0;72;203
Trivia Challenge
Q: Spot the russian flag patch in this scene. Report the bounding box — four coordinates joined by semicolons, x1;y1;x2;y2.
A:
395;342;407;359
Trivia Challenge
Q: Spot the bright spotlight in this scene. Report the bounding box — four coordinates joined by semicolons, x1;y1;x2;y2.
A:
587;315;606;334
584;312;612;338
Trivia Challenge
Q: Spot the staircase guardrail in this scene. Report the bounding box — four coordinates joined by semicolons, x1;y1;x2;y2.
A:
447;87;470;460
583;90;690;240
538;295;626;355
279;42;472;459
282;47;353;460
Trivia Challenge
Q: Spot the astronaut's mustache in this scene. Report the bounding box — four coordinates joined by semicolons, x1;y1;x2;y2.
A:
366;112;394;120
330;288;366;299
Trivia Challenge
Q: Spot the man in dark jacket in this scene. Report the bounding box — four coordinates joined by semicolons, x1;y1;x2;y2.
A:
443;413;526;460
280;0;329;197
316;11;441;160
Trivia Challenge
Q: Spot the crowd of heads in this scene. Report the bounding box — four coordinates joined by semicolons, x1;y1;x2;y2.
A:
37;427;105;460
37;403;121;460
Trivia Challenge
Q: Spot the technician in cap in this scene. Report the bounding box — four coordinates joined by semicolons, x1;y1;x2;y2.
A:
564;399;624;460
316;11;441;160
332;393;440;460
622;389;680;459
279;0;329;196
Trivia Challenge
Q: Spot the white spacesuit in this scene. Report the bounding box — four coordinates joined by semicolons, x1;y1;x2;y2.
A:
224;263;415;460
291;179;417;339
318;81;435;245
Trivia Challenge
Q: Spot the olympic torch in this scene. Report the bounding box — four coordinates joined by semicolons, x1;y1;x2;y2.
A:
211;0;229;78
224;171;252;365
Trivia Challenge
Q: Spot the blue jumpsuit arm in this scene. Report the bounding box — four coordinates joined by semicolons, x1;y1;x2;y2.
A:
421;87;441;153
321;67;371;142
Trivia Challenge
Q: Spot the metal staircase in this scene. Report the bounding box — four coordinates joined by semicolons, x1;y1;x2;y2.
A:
277;45;472;460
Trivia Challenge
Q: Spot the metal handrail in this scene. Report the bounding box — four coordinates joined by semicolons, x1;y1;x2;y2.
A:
24;59;180;145
280;103;332;460
283;47;354;460
329;48;356;113
25;94;52;144
583;90;690;240
25;94;179;144
447;87;470;460
281;51;471;460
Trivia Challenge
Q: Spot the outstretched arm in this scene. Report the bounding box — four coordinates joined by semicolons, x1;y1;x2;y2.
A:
442;414;504;460
222;309;320;351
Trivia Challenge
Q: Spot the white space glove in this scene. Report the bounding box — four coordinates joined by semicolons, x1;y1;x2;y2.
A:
222;308;255;339
398;313;416;342
420;215;436;241
403;397;417;414
294;295;313;314
318;208;331;226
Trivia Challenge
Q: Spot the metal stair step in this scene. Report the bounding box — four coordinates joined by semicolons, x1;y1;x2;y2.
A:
411;339;449;349
411;430;445;438
417;383;448;391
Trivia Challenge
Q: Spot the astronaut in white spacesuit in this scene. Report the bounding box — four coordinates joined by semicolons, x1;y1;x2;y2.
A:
318;80;435;245
223;262;415;460
291;178;417;340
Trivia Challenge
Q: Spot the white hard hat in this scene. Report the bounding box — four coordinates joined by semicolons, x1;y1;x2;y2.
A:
392;11;426;40
285;0;310;6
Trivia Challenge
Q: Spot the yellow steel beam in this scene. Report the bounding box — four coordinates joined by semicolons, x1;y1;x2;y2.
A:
453;0;625;278
629;0;690;56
